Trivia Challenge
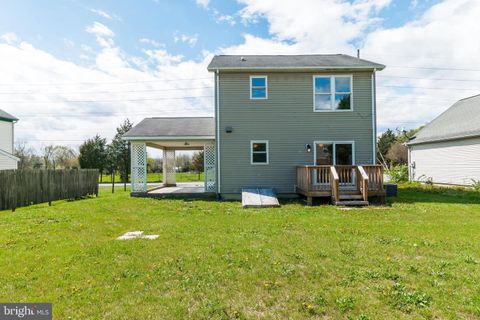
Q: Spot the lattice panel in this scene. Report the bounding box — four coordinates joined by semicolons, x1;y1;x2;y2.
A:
163;149;176;185
204;144;216;192
131;142;147;192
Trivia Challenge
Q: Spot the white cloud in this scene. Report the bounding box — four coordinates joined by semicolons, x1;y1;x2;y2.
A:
0;32;19;44
173;33;199;47
139;38;163;48
0;39;213;151
85;22;115;38
213;10;236;26
195;0;210;9
90;8;113;19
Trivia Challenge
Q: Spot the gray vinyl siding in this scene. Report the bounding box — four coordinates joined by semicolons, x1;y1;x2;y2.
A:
218;71;374;195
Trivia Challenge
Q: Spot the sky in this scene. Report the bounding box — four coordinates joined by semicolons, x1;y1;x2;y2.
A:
0;0;479;152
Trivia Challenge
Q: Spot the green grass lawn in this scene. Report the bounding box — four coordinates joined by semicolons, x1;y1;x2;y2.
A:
99;172;204;183
1;186;480;319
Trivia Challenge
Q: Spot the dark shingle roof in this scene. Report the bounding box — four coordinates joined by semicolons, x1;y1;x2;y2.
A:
207;54;385;71
123;117;215;139
408;94;480;145
0;109;18;122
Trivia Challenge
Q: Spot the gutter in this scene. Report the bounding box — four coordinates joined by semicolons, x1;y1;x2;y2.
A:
407;133;480;146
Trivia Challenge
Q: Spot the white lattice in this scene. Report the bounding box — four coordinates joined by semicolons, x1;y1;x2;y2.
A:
204;144;216;192
131;142;147;192
163;149;176;185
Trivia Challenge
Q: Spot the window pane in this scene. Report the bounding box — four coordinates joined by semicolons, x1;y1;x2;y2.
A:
335;94;351;110
252;153;267;163
315;94;331;110
335;144;353;165
251;77;266;87
252;143;266;152
316;143;333;165
252;88;266;98
335;77;351;93
315;77;330;93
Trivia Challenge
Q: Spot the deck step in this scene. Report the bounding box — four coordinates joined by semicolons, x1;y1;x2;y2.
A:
242;188;280;208
339;194;364;200
335;200;369;206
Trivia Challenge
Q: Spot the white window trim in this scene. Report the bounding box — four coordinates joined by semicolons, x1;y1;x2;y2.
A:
313;141;356;165
250;140;269;165
312;75;353;112
250;75;268;100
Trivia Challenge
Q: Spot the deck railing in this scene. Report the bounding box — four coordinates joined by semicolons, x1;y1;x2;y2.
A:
296;165;384;201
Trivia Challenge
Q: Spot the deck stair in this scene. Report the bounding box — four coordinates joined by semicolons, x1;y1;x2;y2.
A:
242;187;280;208
296;165;385;206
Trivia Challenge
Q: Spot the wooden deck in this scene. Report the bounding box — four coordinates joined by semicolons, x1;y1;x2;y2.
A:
296;165;385;206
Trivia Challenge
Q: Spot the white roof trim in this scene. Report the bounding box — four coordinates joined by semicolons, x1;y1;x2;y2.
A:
0;148;20;161
123;135;215;141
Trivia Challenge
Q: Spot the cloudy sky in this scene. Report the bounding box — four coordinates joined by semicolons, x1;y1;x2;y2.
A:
0;0;479;151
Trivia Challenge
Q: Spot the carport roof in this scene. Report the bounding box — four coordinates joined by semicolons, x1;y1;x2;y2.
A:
123;117;215;140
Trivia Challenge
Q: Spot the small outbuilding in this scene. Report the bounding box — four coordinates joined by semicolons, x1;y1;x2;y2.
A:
408;94;480;186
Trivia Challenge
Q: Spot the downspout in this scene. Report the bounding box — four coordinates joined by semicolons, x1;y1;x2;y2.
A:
371;69;377;165
215;69;221;194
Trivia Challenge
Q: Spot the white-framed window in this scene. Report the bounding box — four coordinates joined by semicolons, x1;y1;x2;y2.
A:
313;75;352;112
250;76;268;99
251;140;269;165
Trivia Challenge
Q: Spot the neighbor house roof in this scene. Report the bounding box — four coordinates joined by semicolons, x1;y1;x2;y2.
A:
408;94;480;145
123;117;215;140
207;54;385;71
0;109;18;122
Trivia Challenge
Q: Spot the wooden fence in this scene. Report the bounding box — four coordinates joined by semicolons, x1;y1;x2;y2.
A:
0;169;99;211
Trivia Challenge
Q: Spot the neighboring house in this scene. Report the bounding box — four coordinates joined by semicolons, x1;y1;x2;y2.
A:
0;109;19;170
408;94;480;186
124;54;386;204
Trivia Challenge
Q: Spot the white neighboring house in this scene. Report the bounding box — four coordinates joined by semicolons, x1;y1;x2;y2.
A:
0;109;19;170
408;94;480;186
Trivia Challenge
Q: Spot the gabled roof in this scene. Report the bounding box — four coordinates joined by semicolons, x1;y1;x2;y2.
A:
408;94;480;145
123;117;215;140
207;54;385;71
0;109;18;122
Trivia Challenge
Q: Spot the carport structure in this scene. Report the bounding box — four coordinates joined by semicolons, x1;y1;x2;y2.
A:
123;117;216;196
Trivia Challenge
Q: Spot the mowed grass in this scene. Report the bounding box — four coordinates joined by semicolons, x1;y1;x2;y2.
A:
99;172;204;183
0;186;480;319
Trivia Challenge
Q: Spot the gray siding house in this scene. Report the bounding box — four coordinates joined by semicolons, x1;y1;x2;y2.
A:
125;54;386;203
408;94;480;186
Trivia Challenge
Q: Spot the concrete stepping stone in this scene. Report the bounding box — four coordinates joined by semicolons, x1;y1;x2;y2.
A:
116;231;159;240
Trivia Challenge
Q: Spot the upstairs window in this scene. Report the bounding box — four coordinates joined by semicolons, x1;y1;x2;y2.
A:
250;76;268;99
251;140;269;164
314;75;352;111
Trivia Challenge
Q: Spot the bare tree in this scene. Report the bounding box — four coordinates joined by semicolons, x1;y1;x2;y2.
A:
14;141;34;169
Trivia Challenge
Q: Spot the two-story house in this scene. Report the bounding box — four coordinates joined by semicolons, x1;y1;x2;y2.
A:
0;109;19;170
124;54;386;205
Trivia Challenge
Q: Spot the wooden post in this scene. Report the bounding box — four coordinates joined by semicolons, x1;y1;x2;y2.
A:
111;170;115;193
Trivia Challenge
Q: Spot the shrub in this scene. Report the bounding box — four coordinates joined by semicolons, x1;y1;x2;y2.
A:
387;165;408;183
